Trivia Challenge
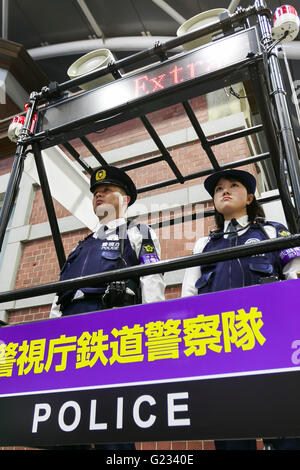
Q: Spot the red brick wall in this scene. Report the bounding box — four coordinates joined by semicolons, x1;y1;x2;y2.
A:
14;230;90;291
29;187;72;224
64;97;207;158
0;155;13;176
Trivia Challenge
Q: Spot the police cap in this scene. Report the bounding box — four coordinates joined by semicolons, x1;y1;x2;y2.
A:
204;169;256;197
90;165;137;205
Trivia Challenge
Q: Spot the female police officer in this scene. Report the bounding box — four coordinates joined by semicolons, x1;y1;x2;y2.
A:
182;168;300;450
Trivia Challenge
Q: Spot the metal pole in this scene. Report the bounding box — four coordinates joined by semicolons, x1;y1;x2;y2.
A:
269;50;300;216
32;143;66;269
37;4;267;98
0;232;300;304
0;145;25;250
0;93;38;251
249;62;298;232
255;0;300;230
2;0;8;39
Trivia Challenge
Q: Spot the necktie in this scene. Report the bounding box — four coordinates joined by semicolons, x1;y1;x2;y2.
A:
97;225;108;239
227;218;238;239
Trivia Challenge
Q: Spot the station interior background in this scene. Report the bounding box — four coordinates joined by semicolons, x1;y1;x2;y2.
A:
0;0;300;450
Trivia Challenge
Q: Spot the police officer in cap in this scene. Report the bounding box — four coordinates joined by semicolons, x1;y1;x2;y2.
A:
51;165;165;318
50;165;165;450
182;168;300;450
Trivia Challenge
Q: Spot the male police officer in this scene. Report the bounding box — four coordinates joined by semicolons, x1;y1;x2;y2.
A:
50;165;165;318
49;165;165;450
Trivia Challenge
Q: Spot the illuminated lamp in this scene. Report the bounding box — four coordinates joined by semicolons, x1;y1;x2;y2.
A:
272;4;300;43
7;115;25;142
176;8;229;51
67;48;115;91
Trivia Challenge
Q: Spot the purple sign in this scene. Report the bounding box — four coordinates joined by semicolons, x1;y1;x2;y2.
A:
1;278;300;398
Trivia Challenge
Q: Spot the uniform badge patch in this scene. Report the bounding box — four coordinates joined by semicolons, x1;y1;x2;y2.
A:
101;241;120;250
244;238;261;244
279;230;291;237
95;169;106;181
143;244;155;253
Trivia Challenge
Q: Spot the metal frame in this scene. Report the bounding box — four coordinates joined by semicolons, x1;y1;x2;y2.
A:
1;0;300;311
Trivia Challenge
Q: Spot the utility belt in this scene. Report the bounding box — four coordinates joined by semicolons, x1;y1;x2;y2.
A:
60;280;140;312
89;280;138;308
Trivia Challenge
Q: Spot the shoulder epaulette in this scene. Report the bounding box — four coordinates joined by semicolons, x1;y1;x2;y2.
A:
264;221;291;237
77;232;94;245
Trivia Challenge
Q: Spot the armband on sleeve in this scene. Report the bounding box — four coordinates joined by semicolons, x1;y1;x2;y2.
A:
139;242;160;264
275;224;300;266
138;225;160;264
279;247;300;266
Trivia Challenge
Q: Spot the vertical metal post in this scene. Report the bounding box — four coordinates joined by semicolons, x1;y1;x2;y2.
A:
250;62;298;232
0;145;25;250
0;93;38;251
32;143;66;269
255;0;300;231
2;0;8;39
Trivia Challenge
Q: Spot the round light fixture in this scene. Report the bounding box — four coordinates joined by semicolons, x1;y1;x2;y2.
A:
67;48;115;91
177;9;229;51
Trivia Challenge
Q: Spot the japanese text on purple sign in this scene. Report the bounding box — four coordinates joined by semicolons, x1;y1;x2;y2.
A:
0;307;266;378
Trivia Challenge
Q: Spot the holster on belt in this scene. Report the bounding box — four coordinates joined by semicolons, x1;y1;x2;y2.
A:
102;281;134;308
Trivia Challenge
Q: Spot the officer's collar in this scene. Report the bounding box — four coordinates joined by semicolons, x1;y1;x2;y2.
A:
97;217;127;234
223;215;249;232
210;215;250;239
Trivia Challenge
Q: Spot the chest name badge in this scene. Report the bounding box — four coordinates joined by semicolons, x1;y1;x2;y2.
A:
101;241;120;251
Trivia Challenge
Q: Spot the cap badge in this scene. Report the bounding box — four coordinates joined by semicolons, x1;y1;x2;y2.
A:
95;169;106;181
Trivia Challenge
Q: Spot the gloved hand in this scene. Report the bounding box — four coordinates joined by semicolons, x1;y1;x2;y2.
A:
102;281;127;308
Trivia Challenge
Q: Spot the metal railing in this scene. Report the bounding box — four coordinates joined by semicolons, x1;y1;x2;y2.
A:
0;233;300;307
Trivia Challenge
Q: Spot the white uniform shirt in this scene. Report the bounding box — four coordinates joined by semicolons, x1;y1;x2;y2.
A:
50;218;165;317
182;215;300;298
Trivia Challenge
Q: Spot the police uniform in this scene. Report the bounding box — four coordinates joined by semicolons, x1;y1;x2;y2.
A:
182;169;300;451
49;166;165;450
50;166;165;318
182;214;300;297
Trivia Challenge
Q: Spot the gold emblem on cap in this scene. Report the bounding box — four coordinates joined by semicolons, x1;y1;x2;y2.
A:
95;169;106;181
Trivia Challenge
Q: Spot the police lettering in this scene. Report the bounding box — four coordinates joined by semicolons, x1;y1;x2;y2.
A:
102;241;120;251
31;392;190;434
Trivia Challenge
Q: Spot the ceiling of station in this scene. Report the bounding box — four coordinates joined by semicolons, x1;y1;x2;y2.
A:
1;0;299;85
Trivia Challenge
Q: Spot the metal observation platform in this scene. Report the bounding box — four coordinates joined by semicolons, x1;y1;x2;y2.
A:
1;0;300;448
